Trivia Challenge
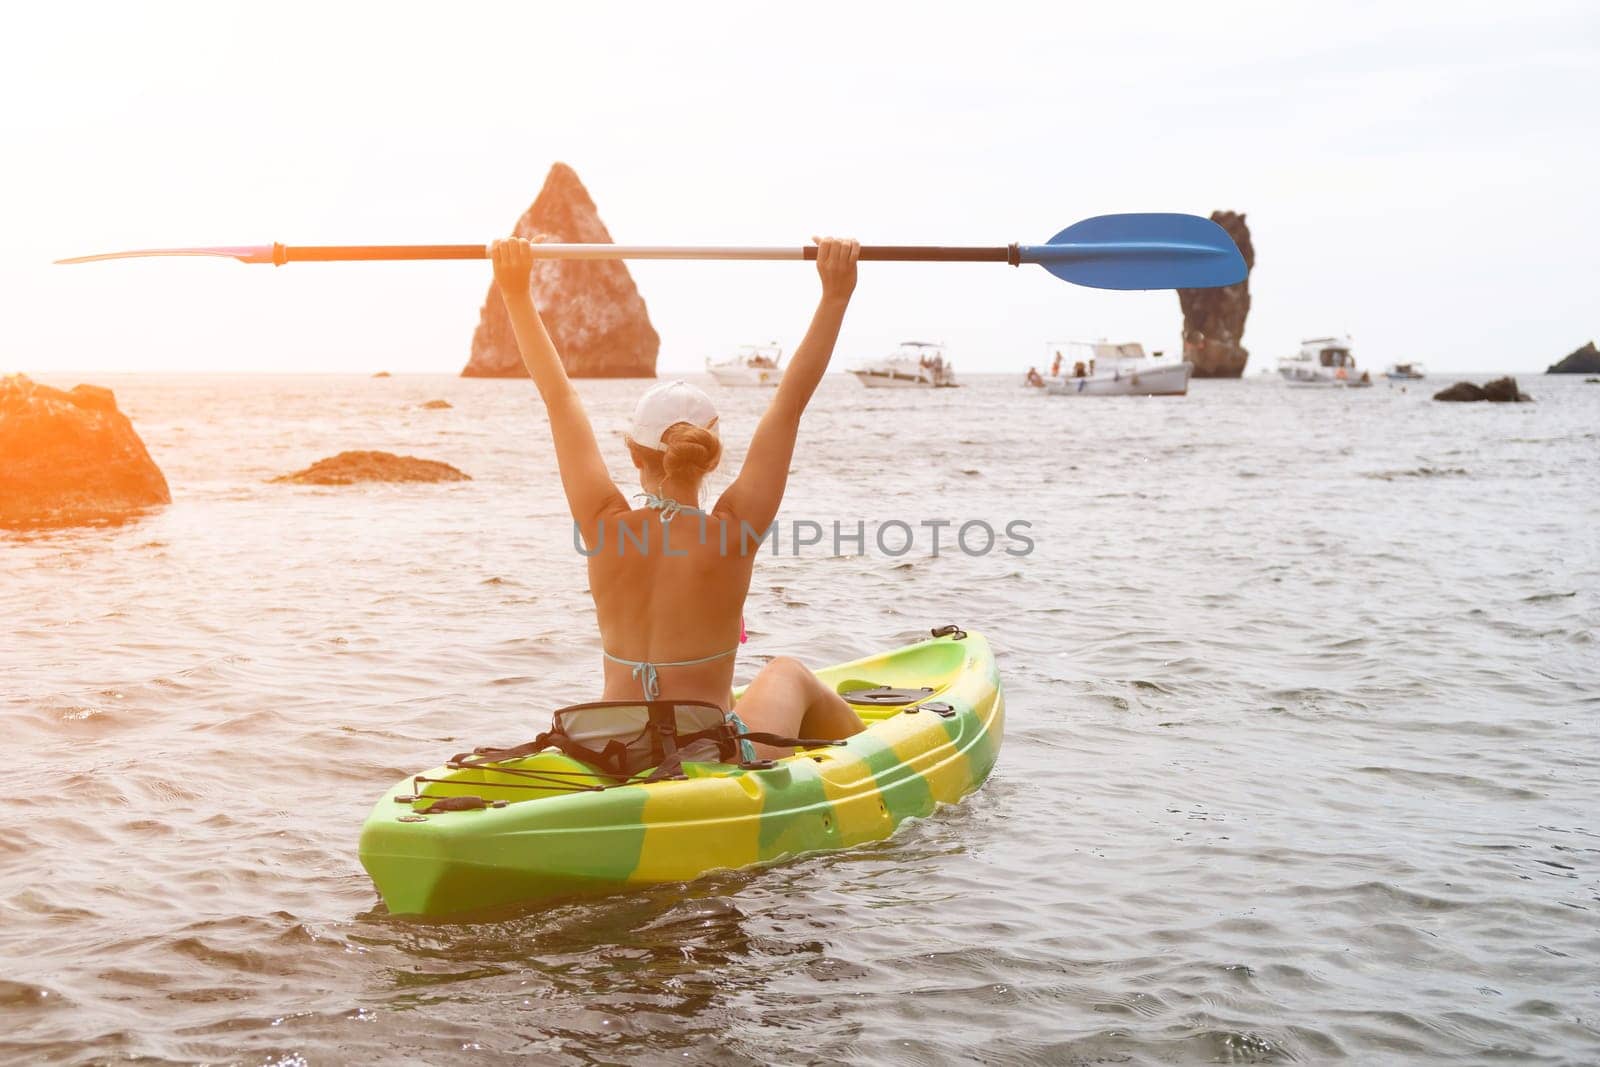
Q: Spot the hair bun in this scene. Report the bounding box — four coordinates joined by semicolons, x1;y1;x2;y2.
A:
660;421;722;480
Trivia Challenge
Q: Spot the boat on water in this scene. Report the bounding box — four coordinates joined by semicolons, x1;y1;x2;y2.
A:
1278;336;1373;388
706;343;783;387
1385;362;1426;381
850;341;958;389
1042;341;1191;397
359;627;1003;916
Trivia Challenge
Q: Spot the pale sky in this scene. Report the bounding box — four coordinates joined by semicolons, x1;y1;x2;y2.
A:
2;1;1595;376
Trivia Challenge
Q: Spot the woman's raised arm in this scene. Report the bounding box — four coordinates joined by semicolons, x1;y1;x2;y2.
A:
716;237;859;532
492;238;627;538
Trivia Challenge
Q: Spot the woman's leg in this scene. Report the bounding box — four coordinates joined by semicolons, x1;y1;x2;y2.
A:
734;656;866;759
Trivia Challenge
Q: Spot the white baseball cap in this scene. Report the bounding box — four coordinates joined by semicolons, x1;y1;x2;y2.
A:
628;379;719;450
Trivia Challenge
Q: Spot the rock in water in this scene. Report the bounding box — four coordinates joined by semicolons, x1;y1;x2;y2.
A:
1433;381;1487;402
1479;376;1532;402
1433;377;1532;402
463;163;660;379
1178;211;1254;378
1546;341;1600;374
420;399;453;410
272;451;471;485
0;375;171;529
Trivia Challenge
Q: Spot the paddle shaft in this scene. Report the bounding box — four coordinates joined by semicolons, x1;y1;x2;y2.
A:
269;243;1020;265
55;214;1246;288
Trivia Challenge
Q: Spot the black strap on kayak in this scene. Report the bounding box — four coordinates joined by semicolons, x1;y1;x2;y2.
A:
638;704;691;782
433;713;851;804
625;712;855;780
904;701;958;719
840;685;936;706
416;794;492;814
449;733;554;767
445;726;843;787
452;731;637;782
411;771;607;795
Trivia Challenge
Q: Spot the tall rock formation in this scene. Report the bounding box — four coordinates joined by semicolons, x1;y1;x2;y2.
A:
1178;211;1254;378
463;163;659;378
1;375;170;528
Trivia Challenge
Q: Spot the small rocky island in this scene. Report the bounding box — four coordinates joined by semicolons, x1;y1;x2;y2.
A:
1178;210;1254;378
1546;341;1599;375
271;451;470;485
463;162;660;379
1433;377;1533;403
1;374;170;528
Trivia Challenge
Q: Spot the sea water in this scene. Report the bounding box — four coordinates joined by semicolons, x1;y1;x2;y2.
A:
2;372;1596;1064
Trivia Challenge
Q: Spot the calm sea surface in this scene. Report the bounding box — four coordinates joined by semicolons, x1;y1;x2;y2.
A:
3;371;1597;1065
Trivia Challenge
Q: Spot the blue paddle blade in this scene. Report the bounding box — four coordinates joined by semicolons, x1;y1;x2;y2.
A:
1017;213;1246;290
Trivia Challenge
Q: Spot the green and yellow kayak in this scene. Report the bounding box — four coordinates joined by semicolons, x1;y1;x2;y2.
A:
358;628;1004;916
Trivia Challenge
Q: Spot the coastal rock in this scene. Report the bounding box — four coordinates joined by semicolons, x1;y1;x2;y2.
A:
1546;341;1600;374
420;399;452;410
1480;376;1532;402
372;371;392;378
1433;382;1485;402
463;163;660;379
0;374;171;528
1178;210;1254;378
1433;377;1532;403
271;451;470;485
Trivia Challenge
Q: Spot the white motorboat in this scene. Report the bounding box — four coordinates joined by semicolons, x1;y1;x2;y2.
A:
1385;362;1426;381
1042;341;1191;397
706;343;783;387
850;341;958;389
1278;336;1373;388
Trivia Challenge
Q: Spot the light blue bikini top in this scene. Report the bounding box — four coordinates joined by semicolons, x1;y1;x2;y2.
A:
601;492;744;700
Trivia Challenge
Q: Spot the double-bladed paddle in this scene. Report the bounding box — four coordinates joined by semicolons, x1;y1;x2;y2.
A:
55;212;1246;290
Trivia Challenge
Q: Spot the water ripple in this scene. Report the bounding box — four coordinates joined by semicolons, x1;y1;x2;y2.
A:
2;373;1597;1064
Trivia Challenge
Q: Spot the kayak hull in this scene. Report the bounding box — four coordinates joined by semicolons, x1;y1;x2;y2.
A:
359;630;1003;916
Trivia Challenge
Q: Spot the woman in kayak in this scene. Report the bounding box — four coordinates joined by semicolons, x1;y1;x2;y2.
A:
490;235;866;757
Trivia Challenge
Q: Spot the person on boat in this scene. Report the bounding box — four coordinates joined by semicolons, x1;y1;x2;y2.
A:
490;235;867;759
1025;366;1044;387
1051;351;1062;377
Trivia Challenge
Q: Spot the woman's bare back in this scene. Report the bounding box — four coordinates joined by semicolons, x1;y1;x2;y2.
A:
588;506;756;709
